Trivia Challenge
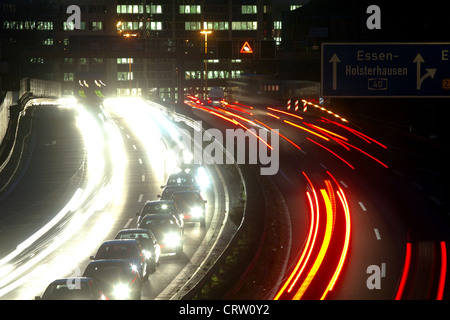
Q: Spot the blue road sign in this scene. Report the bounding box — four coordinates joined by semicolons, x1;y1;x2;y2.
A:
321;43;450;98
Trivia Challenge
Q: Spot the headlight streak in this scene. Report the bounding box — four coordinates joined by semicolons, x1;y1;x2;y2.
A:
0;103;126;299
105;98;173;179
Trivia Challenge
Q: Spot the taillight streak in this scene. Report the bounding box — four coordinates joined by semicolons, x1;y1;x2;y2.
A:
273;191;316;300
394;242;412;300
254;119;302;150
292;188;334;300
307;137;355;170
437;241;447;300
267;107;304;121
223;109;256;125
266;112;280;119
305;123;349;141
274;172;319;300
340;139;388;168
234;121;273;150
284;120;330;141
321;118;387;149
321;186;351;299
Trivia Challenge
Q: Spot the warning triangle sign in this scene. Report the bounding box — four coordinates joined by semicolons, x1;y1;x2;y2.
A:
240;41;253;54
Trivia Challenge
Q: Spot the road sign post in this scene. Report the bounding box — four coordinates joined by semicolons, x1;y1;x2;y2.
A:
321;43;450;98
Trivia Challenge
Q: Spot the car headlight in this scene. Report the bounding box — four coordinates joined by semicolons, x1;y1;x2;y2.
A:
142;249;152;259
113;284;130;300
190;207;203;218
131;264;139;273
164;232;181;247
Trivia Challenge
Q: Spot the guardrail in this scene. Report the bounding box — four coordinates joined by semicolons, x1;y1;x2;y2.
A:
0;92;17;148
19;78;61;102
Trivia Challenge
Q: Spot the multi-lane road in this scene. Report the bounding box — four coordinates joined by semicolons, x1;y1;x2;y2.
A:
0;95;448;300
184;96;450;300
0;99;229;300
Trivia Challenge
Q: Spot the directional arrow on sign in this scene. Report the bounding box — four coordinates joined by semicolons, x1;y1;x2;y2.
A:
329;54;341;90
414;53;437;90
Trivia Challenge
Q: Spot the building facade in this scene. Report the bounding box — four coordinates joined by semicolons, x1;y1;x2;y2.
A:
1;0;307;102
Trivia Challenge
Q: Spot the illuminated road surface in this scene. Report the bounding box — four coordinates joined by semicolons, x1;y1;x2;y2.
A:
0;99;222;300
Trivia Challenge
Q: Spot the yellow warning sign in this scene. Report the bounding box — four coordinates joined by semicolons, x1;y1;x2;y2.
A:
240;41;253;54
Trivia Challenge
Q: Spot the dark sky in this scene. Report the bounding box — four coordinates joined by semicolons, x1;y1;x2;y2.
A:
298;0;450;42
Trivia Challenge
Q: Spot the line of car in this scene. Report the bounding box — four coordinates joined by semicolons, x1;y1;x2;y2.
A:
35;168;208;300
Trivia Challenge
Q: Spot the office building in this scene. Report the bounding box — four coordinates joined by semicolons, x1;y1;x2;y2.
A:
1;0;307;102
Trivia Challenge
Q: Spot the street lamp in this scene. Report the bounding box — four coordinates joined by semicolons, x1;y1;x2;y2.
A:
200;30;212;99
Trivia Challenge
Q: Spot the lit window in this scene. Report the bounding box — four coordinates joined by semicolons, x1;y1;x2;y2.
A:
231;21;257;30
185;22;201;31
180;5;201;14
146;5;162;14
117;58;133;64
117;72;133;81
92;21;103;31
64;21;84;30
242;5;257;14
64;73;74;82
148;21;162;30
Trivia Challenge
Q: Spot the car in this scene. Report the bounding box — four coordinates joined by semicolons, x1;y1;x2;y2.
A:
171;190;207;227
136;200;184;227
82;259;141;300
89;239;150;280
158;185;194;200
35;277;107;300
138;214;183;256
162;172;200;190
115;228;161;272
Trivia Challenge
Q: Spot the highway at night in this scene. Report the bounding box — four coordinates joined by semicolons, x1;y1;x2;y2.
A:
184;96;450;300
1;0;450;313
1;92;447;302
